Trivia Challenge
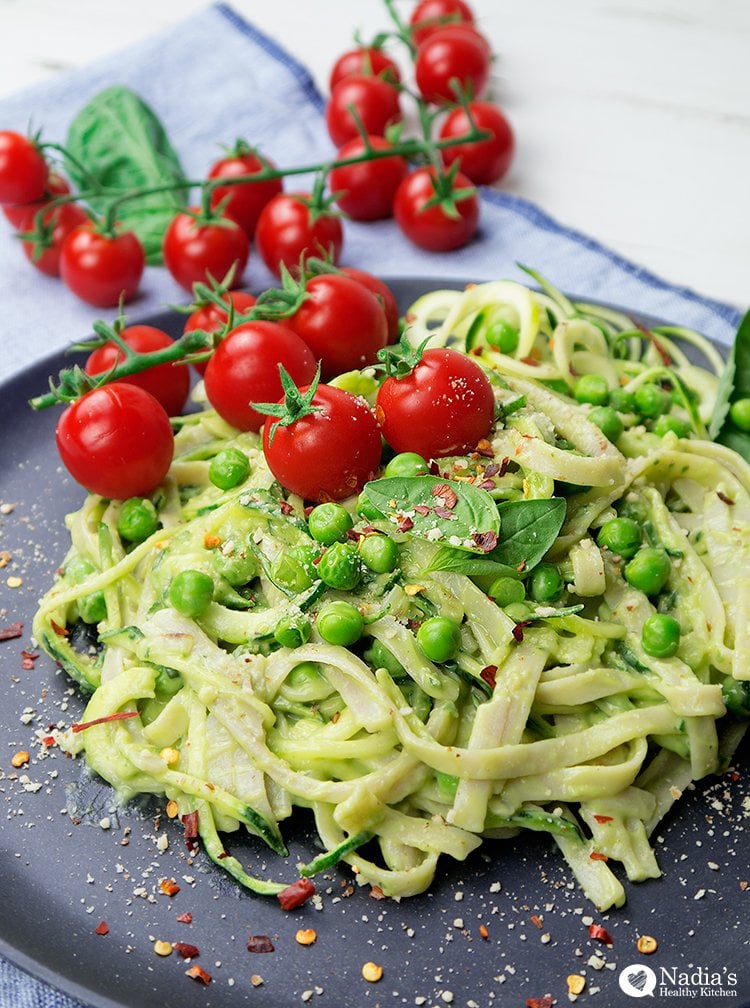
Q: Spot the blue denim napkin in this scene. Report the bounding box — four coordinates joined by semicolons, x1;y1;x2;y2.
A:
0;5;743;1006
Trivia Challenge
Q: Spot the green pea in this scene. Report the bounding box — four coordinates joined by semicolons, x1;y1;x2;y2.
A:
366;638;406;677
274;611;312;649
597;517;641;559
317;541;361;590
486;318;520;354
77;590;107;624
384;452;430;478
634;382;671;418
287;661;323;690
641;613;681;658
316;600;364;646
587;406;623;442
573;374;609;406
721;677;750;719
416;615;461;663
609;387;635;413
117;497;159;543
169;569;214;618
209;448;251;490
488;576;525;607
212;545;258;586
729;397;750;432
528;563;564;604
272;546;318;593
357;492;382;521
308;502;354;545
66;556;97;582
505;601;533;623
652;415;691;438
624;547;671;596
358;533;399;573
155;665;184;698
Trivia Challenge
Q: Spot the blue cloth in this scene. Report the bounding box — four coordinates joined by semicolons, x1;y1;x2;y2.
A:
0;5;742;1006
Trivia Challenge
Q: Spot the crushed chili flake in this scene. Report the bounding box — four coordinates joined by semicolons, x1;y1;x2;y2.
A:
525;997;554;1008
480;665;497;689
589;851;609;862
50;620;69;637
512;623;527;642
498;457;510;477
433;506;455;519
396;515;414;532
41;735;56;747
72;711;138;733
173;942;200;959
516;559;527;572
413;504;432;516
94;921;109;936
181;810;200;851
478;479;496;490
431;483;458;508
21;650;38;670
472;530;498;553
530;915;544;929
185;965;211;985
176;912;193;924
159;878;181;897
717;491;735;505
588;924;614;944
0;621;22;641
246;935;275;953
277;877;315;910
369;885;386;901
279;500;295;515
474;439;494;458
593;814;614;824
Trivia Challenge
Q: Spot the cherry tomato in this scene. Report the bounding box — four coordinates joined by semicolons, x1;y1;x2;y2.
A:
376;347;495;459
394;166;479;251
262;383;382;501
207;145;283;237
0;130;48;205
325;75;402;148
409;0;475;46
415;25;490;104
255;193;343;277
85;324;191;418
439;101;515;184
56;384;174;499
3;171;70;230
59;224;145;306
329;47;401;90
340;267;400;344
163;209;249;293
22;201;89;277
183;289;257;375
287;273;388;376
328;135;408;221
204;321;317;432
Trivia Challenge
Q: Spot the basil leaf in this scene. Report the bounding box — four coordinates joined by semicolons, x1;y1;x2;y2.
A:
361;476;500;552
491;497;566;570
709;309;750;459
65;85;188;264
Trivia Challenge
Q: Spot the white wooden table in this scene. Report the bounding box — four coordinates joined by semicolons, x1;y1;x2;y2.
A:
0;0;748;310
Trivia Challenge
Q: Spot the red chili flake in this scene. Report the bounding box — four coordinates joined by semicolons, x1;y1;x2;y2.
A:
512;623;527;642
279;500;295;515
717;491;735;506
516;559;527;572
0;621;22;641
593;814;614;824
41;735;56;748
173;942;200;959
413;504;432;516
480;665;497;689
478;478;496;490
472;530;498;553
176;912;193;924
520;356;540;367
369;885;386;901
530;914;544;929
588;923;614;944
50;620;69;637
94;921;109;936
431;483;458;509
159;878;181;897
589;851;609;863
730;771;741;782
277;877;316;910
181;810;200;851
498;457;510;477
185;965;211;985
474;439;495;458
397;515;414;533
246;935;275;953
71;711;138;733
21;650;38;670
433;506;455;519
525;997;554;1008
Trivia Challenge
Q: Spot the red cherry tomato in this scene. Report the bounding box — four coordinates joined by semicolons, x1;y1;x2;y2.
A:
59;224;145;306
0;130;48;205
325;75;402;148
85;325;191;418
376;347;495;459
183;289;257;375
255;193;343;278
56;384;174;499
22;201;89;278
204;321;317;432
415;25;490;104
3;171;70;230
287;273;388;377
163;209;250;293
207;146;283;237
409;0;475;46
394;166;479;251
262;383;382;502
439;101;515;184
340;267;400;344
329;47;401;90
328;135;408;222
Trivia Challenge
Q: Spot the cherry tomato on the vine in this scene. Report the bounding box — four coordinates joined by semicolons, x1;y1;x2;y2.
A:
255;192;343;277
340;267;400;344
262;383;382;502
409;0;475;46
207;145;283;237
376;347;495;459
204;321;317;432
22;201;89;278
60;224;145;306
56;383;174;500
183;289;257;375
85;324;191;418
328;135;408;222
3;171;70;230
394;166;479;251
287;273;388;376
325;75;402;148
329;46;401;90
0;130;48;205
439;100;515;184
415;25;490;104
163;209;249;293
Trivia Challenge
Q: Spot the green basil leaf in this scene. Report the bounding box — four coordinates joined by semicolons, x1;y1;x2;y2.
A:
491;497;566;569
361;475;500;552
709;309;750;460
426;549;517;577
65;85;188;264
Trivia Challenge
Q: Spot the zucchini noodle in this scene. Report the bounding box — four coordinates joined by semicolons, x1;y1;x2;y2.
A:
35;275;750;912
